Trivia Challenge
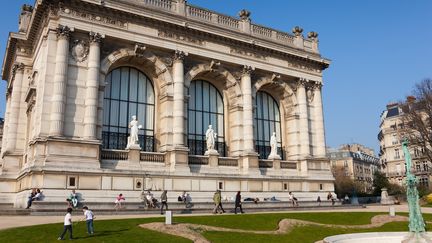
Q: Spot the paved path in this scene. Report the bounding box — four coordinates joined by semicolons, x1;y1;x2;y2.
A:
0;204;429;231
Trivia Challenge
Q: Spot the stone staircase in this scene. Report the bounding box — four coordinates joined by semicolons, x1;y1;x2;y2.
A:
0;200;362;216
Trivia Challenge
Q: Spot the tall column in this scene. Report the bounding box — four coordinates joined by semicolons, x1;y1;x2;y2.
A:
6;63;25;152
313;82;326;157
83;32;103;139
297;78;310;157
241;65;255;154
172;50;187;148
49;25;71;136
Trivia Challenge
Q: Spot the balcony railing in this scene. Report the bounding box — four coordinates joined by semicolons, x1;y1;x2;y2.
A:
140;151;165;163
113;0;314;52
218;157;238;167
188;155;209;165
101;149;128;161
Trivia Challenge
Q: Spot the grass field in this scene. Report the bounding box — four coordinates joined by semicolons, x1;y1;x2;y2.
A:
0;212;424;243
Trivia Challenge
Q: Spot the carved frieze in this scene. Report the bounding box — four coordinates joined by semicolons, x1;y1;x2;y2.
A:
158;30;205;46
287;58;322;74
71;40;89;62
60;7;127;29
230;47;267;60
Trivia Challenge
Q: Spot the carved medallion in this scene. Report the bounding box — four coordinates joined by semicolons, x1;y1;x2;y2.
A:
71;40;89;62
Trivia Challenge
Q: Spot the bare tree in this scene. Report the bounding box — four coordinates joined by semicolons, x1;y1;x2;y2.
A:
400;79;432;163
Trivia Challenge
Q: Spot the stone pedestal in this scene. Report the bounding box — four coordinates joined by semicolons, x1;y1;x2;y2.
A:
272;159;281;169
127;146;141;162
380;188;393;205
208;153;219;167
167;147;189;172
241;153;259;175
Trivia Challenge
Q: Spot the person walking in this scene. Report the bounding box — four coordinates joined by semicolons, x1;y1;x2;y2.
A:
234;191;244;214
58;208;73;240
160;190;168;215
212;190;225;214
82;206;95;235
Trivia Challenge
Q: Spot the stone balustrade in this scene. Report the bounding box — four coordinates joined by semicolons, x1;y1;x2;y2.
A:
101;149;129;160
115;0;316;52
280;161;297;169
140;151;165;163
218;157;239;167
258;160;273;168
188;155;209;165
307;159;330;171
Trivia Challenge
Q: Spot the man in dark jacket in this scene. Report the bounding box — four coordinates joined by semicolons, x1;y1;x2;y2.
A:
234;191;244;214
160;190;168;214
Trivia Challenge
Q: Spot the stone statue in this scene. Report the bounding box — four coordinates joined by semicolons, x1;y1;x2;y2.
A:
126;115;142;149
205;125;218;155
268;132;281;160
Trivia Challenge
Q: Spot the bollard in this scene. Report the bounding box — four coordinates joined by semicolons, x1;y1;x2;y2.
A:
389;206;395;217
165;210;172;225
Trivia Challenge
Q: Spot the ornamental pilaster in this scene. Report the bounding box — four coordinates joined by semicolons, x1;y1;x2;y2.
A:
297;78;310;158
312;82;326;157
241;65;255;154
84;32;104;139
50;25;72;136
172;50;188;148
6;63;25;152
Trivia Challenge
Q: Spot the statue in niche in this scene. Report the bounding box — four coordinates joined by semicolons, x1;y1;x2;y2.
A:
268;132;281;160
205;125;219;155
126;115;142;149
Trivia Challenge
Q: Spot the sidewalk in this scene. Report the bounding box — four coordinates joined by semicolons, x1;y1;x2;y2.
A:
0;204;428;231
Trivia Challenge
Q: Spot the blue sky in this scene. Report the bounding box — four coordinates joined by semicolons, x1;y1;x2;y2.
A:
1;1;431;153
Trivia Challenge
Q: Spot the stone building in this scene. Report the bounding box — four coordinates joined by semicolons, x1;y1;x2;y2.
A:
328;144;380;193
0;118;4;154
1;0;333;207
378;102;431;188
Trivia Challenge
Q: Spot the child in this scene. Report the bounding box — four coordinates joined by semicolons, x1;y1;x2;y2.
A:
114;193;125;210
83;206;95;235
58;208;73;240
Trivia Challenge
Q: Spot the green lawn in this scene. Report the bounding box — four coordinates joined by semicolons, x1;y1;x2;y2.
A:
0;212;422;243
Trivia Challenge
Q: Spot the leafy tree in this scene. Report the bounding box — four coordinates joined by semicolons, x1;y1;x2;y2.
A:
372;170;389;196
332;167;364;198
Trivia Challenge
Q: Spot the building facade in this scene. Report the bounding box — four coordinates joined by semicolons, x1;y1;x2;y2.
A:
1;0;333;207
328;144;380;193
378;102;431;188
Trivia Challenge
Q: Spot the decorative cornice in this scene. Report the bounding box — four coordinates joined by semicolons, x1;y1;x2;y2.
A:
173;50;188;62
158;29;204;46
56;25;71;40
230;47;267;60
60;7;127;29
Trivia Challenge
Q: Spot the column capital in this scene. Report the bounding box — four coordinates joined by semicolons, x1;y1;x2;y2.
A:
297;78;308;87
12;62;25;72
241;65;254;77
89;31;105;44
312;81;323;90
56;25;72;40
173;50;188;62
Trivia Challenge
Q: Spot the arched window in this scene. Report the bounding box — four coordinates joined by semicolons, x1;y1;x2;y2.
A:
102;67;155;151
254;91;283;159
188;80;225;156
